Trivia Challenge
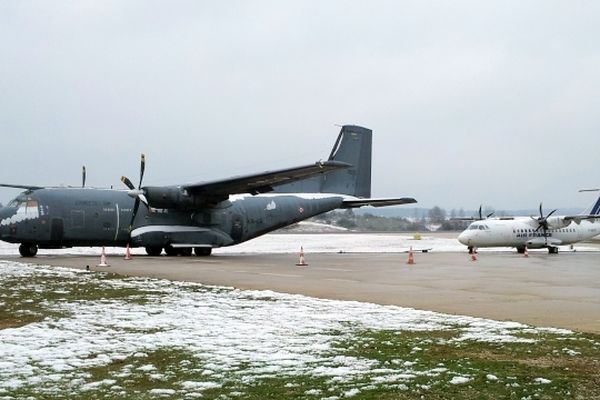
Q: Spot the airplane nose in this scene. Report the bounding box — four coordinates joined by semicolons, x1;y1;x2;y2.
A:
0;210;9;238
458;231;470;245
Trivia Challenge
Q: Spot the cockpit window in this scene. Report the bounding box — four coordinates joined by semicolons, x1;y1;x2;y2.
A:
7;199;19;208
469;224;489;231
15;199;39;215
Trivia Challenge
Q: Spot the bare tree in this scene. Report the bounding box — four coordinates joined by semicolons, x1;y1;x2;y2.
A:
428;206;447;224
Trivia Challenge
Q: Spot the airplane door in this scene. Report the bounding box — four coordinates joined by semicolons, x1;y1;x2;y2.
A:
231;214;244;242
50;218;64;242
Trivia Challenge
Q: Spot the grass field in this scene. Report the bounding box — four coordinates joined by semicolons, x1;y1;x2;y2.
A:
1;260;598;399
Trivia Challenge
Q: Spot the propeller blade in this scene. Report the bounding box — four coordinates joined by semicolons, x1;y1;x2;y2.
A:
478;205;482;220
539;203;543;219
82;166;86;188
139;154;146;189
129;198;140;230
121;176;136;191
547;209;557;218
124;155;148;232
486;212;494;218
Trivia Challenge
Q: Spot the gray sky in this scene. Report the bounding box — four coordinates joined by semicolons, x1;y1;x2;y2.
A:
1;1;599;210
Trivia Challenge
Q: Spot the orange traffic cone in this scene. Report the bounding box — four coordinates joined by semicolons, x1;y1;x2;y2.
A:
97;246;110;267
524;246;529;258
407;246;415;265
296;246;308;267
124;244;133;260
471;251;477;261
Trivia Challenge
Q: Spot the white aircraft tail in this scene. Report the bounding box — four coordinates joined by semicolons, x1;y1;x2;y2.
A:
581;190;600;216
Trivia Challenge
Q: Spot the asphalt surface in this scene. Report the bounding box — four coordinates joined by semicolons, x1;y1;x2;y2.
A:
5;249;599;333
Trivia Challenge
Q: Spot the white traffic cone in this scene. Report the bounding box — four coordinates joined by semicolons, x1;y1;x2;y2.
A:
296;246;308;267
124;244;133;260
407;246;415;265
524;246;529;258
97;246;110;267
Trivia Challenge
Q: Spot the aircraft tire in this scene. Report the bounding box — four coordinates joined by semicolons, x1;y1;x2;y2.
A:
19;243;38;257
145;246;162;256
194;247;212;256
179;247;193;257
548;247;559;254
164;245;179;257
516;246;526;254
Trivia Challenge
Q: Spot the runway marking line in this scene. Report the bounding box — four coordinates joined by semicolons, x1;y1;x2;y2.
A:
324;278;359;283
318;268;352;272
260;272;303;278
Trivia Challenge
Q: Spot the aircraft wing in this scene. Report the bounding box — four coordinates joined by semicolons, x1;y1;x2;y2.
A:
341;197;417;208
563;215;600;223
182;160;351;197
0;183;44;190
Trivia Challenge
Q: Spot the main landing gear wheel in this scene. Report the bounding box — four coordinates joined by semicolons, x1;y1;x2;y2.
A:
164;245;179;256
548;247;559;254
179;247;193;257
516;246;526;254
145;246;162;256
19;243;38;257
194;247;212;256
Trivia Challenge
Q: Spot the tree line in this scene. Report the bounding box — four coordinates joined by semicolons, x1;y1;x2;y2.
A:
310;206;502;232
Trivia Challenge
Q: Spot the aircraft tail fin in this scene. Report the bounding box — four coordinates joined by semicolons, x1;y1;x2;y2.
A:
584;194;600;216
322;125;372;197
273;125;372;197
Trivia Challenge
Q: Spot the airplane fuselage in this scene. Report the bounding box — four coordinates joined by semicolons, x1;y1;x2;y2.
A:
0;188;346;254
457;218;600;251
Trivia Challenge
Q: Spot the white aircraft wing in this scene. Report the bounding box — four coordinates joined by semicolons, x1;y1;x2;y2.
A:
563;215;600;223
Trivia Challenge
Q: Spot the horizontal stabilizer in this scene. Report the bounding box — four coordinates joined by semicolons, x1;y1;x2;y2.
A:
341;197;417;208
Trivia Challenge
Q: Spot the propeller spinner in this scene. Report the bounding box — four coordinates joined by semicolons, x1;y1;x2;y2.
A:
531;203;557;244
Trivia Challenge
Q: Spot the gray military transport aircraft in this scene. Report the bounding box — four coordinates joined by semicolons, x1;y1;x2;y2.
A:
0;125;416;257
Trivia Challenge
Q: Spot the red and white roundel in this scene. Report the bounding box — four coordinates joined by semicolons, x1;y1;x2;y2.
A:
298;207;304;213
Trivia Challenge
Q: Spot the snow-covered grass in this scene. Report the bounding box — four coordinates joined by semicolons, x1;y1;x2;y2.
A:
1;261;599;399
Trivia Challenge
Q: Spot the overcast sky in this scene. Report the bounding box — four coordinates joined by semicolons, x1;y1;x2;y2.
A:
1;1;599;211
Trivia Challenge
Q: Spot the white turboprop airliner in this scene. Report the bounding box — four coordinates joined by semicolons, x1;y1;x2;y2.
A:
457;191;600;254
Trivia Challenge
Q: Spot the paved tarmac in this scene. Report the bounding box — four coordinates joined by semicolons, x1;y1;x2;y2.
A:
5;249;599;333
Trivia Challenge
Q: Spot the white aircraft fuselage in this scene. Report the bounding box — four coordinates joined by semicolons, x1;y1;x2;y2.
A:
458;218;600;251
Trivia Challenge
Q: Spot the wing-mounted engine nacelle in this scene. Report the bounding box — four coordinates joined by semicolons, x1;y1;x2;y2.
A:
144;186;206;210
546;216;570;230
